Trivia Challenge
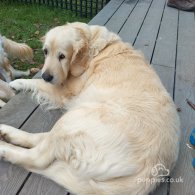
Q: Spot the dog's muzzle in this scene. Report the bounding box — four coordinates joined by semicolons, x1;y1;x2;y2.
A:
42;72;53;82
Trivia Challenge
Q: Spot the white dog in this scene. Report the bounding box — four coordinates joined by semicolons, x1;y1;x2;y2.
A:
0;22;180;195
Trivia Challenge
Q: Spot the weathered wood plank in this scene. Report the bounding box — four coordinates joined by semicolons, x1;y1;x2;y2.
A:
0;93;37;127
19;174;68;195
0;162;29;195
152;64;175;97
133;0;166;62
105;0;138;33
119;0;153;44
88;0;125;26
0;73;40;127
152;6;178;67
170;11;195;195
20;108;63;134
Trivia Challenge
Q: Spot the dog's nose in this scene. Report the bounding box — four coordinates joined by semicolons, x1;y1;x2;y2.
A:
42;72;53;82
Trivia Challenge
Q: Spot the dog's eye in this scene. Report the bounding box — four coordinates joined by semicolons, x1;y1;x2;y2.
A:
59;54;65;61
43;48;48;55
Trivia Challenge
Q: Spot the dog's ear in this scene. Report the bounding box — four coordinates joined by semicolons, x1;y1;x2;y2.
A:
70;39;89;77
69;25;90;77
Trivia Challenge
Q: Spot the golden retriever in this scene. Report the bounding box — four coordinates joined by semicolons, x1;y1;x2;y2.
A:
0;35;33;107
0;22;180;195
0;34;34;82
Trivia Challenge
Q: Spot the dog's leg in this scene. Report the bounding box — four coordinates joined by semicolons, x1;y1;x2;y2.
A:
9;79;53;92
0;137;55;169
10;66;30;79
0;124;47;148
9;79;70;107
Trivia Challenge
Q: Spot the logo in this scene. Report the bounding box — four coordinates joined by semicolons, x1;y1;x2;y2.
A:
151;164;170;177
136;163;183;184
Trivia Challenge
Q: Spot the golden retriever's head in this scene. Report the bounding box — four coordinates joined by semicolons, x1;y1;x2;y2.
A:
41;22;91;85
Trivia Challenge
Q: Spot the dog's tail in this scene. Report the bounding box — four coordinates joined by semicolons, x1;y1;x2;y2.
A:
1;35;34;63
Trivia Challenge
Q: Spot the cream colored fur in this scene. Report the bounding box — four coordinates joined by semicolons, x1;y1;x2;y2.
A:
2;35;33;62
0;35;34;107
0;22;180;195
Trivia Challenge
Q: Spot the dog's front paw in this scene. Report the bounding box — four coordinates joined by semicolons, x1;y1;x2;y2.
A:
9;79;27;92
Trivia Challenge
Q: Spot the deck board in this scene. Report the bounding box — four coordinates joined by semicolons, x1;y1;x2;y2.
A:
119;0;153;44
170;10;195;195
152;64;175;97
133;0;166;62
152;6;178;67
0;93;37;127
105;0;138;33
88;0;125;25
19;174;69;195
0;162;28;195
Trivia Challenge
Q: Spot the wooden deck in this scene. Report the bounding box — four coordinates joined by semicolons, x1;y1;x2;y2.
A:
0;0;195;194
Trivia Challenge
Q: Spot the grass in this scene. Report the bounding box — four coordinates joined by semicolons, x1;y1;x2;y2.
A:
0;1;89;72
